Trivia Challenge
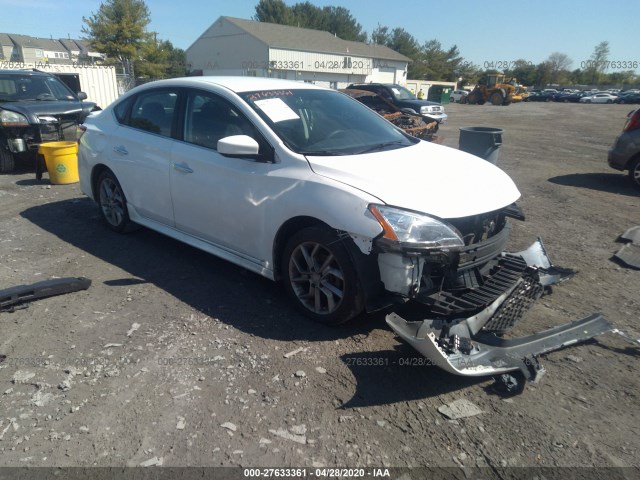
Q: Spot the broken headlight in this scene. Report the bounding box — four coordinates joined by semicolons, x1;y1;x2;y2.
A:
368;204;464;249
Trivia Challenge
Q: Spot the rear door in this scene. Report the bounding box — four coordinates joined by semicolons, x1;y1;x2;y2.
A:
109;88;179;226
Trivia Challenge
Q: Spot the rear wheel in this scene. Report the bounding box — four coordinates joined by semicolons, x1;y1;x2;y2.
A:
281;226;363;325
0;149;15;173
629;156;640;189
97;170;132;232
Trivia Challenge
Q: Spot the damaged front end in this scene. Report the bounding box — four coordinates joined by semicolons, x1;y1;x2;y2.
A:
368;203;612;381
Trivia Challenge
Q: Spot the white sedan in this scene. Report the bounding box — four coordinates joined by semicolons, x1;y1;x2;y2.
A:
78;76;609;379
579;92;617;103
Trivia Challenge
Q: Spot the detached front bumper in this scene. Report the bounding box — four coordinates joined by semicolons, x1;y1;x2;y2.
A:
385;240;613;381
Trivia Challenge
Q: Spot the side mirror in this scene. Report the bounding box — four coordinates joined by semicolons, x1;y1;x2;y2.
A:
77;92;88;100
217;135;260;156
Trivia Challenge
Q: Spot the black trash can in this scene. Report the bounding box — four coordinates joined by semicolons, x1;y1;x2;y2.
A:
458;126;503;165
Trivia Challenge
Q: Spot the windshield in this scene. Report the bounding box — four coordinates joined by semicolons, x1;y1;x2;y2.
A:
240;88;417;156
0;74;77;102
390;85;416;100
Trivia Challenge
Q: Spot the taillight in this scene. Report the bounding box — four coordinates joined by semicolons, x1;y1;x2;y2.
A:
77;124;87;144
623;109;640;133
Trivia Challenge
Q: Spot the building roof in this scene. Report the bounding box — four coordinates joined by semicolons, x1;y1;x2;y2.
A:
0;33;13;47
221;17;411;63
7;34;68;52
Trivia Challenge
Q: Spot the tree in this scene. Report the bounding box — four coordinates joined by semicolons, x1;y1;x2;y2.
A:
545;52;572;85
321;6;366;42
136;39;186;80
585;41;610;84
254;0;366;41
254;0;294;25
505;59;537;86
82;0;151;77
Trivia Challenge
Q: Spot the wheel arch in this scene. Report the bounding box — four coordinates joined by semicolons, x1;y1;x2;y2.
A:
272;216;331;281
90;164;113;200
626;151;640;173
272;216;387;313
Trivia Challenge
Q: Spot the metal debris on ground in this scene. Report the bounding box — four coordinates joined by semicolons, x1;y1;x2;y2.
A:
614;226;640;269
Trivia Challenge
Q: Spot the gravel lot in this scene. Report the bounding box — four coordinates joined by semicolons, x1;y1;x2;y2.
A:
0;101;638;476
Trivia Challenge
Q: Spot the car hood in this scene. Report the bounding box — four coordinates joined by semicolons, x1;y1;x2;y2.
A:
0;100;96;123
306;141;521;219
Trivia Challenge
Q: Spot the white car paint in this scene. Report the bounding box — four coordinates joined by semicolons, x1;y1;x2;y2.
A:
79;76;520;284
307;141;520;219
580;93;617;103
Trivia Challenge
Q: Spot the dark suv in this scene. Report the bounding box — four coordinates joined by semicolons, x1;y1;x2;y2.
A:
346;83;447;123
0;69;97;173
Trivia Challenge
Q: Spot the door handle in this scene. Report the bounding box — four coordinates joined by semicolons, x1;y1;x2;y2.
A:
113;145;128;155
172;163;194;174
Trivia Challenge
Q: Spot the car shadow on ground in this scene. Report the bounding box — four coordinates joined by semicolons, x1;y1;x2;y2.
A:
339;345;486;407
548;172;639;196
20;197;384;342
21;197;489;399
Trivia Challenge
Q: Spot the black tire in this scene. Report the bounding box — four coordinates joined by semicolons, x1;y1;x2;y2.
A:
607;99;613;104
96;170;132;232
0;148;15;173
629;156;640;189
281;226;363;325
490;91;504;106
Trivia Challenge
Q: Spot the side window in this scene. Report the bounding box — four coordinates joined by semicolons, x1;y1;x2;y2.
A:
126;90;178;136
184;91;260;151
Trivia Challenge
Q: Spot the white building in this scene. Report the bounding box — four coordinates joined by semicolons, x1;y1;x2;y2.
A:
186;17;411;89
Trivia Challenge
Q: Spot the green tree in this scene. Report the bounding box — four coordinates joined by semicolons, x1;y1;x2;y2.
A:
505;59;537;86
322;6;366;42
136;39;186;80
420;40;466;81
82;0;151;77
585;41;610;85
254;0;366;41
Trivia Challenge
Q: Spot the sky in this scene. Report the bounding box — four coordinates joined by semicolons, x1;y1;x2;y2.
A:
2;0;639;74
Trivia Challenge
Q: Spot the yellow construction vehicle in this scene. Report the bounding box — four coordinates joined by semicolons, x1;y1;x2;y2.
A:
464;73;524;106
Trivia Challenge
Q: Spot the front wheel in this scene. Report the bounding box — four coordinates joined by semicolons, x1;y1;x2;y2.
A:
0;149;15;173
490;91;504;106
97;170;132;232
281;226;363;325
629;156;640;189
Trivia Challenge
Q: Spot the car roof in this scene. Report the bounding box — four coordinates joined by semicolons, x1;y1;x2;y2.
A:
348;83;403;88
132;76;326;94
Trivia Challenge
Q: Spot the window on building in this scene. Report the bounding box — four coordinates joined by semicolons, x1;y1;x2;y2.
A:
35;49;43;58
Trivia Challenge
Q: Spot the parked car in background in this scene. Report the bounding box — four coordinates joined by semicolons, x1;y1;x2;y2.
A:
0;69;97;172
340;89;439;141
608;108;640;189
614;92;640;104
524;91;555;102
580;92;617;103
450;89;469;103
345;83;447;123
554;91;588;103
77;76;593;379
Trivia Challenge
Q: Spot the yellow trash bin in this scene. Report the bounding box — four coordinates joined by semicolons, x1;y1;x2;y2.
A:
38;141;79;185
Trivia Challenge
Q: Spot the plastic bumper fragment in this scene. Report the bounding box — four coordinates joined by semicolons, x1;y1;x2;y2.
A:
386;312;612;380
